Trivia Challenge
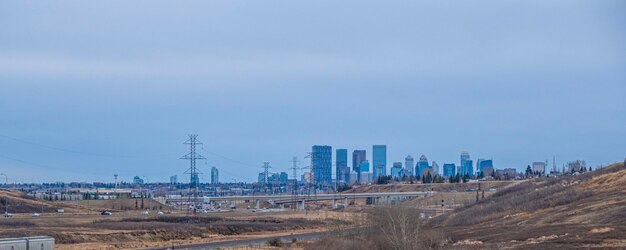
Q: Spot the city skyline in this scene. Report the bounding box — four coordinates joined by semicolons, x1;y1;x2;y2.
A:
1;1;625;183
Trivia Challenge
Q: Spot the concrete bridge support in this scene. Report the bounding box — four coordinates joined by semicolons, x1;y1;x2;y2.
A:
255;199;260;209
298;200;306;210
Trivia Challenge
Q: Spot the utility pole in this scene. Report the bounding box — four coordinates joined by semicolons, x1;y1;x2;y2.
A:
289;157;300;209
180;134;206;212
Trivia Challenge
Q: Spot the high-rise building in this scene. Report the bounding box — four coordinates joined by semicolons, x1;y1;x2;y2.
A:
359;160;370;182
460;152;473;176
312;145;332;184
372;145;387;179
352;150;367;179
391;162;403;178
279;172;289;184
443;163;456;177
532;161;546;174
211;166;219;184
416;155;430;177
336;149;349;183
404;155;414;176
169;175;178;184
191;173;200;187
432;161;440;176
479;159;494;176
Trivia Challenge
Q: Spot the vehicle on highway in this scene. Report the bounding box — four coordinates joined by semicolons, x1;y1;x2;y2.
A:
157;210;164;215
101;210;113;216
31;212;40;217
4;212;13;218
141;210;149;215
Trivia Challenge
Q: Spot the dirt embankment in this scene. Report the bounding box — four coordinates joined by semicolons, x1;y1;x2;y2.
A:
425;162;626;249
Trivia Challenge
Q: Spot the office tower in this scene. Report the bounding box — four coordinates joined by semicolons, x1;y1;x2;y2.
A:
432;161;440;176
460;151;473;176
359;160;370;183
478;159;494;176
336;149;349;183
312;145;332;184
443;163;456;177
372;145;387;179
416;155;429;177
532;161;546;174
191;173;200;187
404;155;414;176
211;166;219;184
279;172;289;184
391;162;403;178
170;175;178;184
352;150;367;178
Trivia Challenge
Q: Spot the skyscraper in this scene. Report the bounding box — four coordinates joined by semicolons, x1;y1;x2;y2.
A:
359;160;371;183
372;145;387;180
391;162;403;178
432;161;439;176
460;151;473;176
336;149;349;183
404;155;414;176
169;175;177;184
312;145;332;184
416;155;429;177
478;159;494;176
352;150;366;178
211;166;219;184
443;163;456;177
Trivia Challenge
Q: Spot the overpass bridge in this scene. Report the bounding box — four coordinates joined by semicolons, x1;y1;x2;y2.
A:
163;191;432;209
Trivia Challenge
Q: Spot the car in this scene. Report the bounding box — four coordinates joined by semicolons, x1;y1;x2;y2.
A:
101;210;113;216
157;211;164;215
31;213;40;217
4;213;13;218
140;210;149;215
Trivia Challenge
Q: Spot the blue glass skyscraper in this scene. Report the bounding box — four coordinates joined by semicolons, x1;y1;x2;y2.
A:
336;149;349;183
312;145;332;184
372;145;387;180
443;163;456;177
416;155;429;177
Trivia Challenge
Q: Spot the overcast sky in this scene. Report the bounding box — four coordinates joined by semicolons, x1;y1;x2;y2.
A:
1;0;625;183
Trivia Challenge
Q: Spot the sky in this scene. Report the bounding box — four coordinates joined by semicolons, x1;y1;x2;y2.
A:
0;0;625;183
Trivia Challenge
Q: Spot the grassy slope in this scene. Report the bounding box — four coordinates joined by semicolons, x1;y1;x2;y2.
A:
427;162;626;249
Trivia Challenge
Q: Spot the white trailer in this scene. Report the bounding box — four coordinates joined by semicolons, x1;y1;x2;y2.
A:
0;236;54;250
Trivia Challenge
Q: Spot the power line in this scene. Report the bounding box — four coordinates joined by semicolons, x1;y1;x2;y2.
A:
0;134;155;158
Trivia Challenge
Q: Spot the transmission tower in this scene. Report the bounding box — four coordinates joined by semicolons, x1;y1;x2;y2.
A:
262;162;272;183
180;134;206;190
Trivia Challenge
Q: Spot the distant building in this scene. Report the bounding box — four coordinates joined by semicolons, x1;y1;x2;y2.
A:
359;160;370;173
210;166;219;184
404;155;414;176
279;172;289;184
133;176;144;184
416;155;430;177
372;145;387;179
567;160;586;173
443;163;456;177
353;150;367;181
496;168;518;178
258;173;266;183
169;175;178;184
312;145;332;184
478;159;494;176
391;162;403;178
532;161;546;174
432;161;440;176
336;149;349;183
359;172;373;184
460;152;473;176
191;173;200;187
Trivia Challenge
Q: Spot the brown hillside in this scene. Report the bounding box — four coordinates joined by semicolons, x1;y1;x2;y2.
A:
426;162;626;249
0;190;75;213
